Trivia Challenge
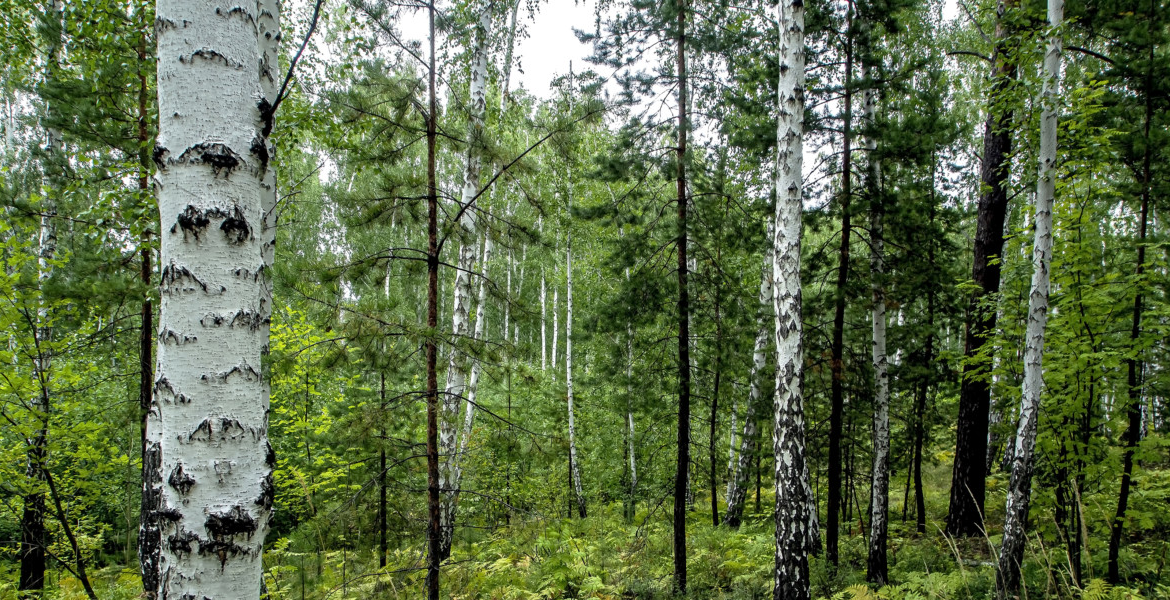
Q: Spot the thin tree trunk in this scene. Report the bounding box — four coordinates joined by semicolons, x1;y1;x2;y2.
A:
380;372;387;569
773;0;815;593
673;1;691;593
20;3;62;594
439;2;494;561
1108;18;1156;580
424;4;441;597
725;223;774;527
710;279;722;527
151;0;275;594
947;0;1019;538
864;78;890;586
996;4;1060;594
827;2;855;565
136;20;160;595
552;286;559;379
566;215;585;517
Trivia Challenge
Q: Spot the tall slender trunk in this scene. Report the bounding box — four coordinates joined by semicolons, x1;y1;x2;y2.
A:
552;286;559;378
864;78;890;586
439;2;494;560
626;316;637;521
1108;15;1156;580
673;2;691;593
135;20;160;595
151;0;275;595
996;3;1061;595
379;372;388;569
773;0;814;593
827;3;854;565
725;222;774;527
566;216;585;517
947;0;1018;538
20;3;62;594
424;5;441;598
709;278;722;527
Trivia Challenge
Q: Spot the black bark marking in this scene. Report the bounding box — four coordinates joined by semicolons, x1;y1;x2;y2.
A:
154;376;190;404
265;441;276;467
180;48;243;69
160;328;197;345
256;474;275;510
157;507;183;522
186;417;256;443
232;267;261;282
215;6;255;24
220;207;251;244
160;263;219;295
250;136;270;174
174;143;243;177
173;205;210;239
168;465;196;495
141;442;164;595
167;530;199;557
201;363;261;384
258;98;274;138
153;145;169;171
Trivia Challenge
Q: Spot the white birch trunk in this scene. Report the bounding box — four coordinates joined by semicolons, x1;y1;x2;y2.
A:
566;224;585;517
439;1;494;559
996;1;1060;595
552;286;559;381
724;221;774;527
863;79;891;584
772;0;816;594
455;233;493;472
541;269;547;370
151;0;273;596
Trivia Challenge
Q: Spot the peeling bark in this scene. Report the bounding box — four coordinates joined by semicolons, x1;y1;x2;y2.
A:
772;0;815;595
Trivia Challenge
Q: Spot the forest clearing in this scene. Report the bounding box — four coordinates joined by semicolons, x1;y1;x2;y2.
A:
0;0;1167;598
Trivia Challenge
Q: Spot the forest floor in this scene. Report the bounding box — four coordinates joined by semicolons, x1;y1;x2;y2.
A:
10;460;1170;600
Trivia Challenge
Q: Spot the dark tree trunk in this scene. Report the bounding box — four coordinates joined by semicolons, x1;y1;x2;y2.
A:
379;372;388;569
946;0;1018;538
1109;69;1152;579
135;30;160;599
673;2;691;593
710;276;722;527
425;5;441;598
827;3;854;564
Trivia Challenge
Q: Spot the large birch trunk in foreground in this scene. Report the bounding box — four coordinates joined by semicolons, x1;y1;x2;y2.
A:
724;223;773;528
996;1;1060;595
772;0;815;595
863;79;891;586
150;0;274;596
439;2;493;560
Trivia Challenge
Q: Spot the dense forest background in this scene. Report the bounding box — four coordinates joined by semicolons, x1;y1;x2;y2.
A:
0;0;1167;598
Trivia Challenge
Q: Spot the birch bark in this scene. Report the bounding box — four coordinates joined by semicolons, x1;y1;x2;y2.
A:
566;218;585;517
997;1;1060;595
439;1;494;560
724;222;773;528
772;0;815;595
863;79;890;586
151;0;274;596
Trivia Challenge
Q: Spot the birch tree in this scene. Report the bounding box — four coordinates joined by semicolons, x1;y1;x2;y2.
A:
566;207;585;517
724;222;773;528
149;0;275;595
996;0;1061;595
772;0;816;595
18;2;64;592
439;0;493;560
864;76;891;586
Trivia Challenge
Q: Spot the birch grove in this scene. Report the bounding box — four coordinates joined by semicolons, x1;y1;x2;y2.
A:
6;0;1170;597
